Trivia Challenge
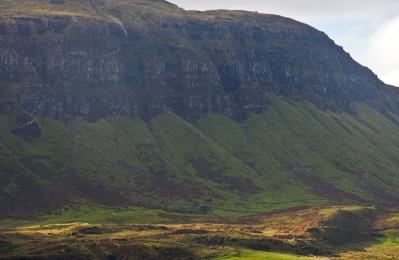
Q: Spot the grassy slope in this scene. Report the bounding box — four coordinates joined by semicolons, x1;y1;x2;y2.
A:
2;94;399;219
196;95;399;204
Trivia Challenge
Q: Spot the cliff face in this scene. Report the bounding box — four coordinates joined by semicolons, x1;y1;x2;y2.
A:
0;0;392;125
2;0;399;217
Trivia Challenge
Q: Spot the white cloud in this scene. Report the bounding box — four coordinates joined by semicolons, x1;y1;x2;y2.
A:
361;16;399;86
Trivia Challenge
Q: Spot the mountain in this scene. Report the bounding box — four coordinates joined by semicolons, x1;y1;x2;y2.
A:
1;0;399;218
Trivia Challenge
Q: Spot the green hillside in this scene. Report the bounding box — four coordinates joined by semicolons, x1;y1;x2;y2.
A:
2;93;399;218
2;1;399;259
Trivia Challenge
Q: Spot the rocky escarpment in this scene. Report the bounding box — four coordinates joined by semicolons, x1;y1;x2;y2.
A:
3;0;399;218
0;0;394;127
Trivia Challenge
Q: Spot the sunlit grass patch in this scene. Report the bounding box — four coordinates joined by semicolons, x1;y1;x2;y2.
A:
216;250;322;260
36;203;172;225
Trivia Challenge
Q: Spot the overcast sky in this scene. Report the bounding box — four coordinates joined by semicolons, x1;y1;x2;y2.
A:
169;0;399;86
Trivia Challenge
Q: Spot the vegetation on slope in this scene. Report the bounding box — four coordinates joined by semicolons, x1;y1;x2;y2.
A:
1;206;397;259
2;94;399;218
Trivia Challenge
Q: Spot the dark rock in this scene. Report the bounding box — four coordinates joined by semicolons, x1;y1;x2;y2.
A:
0;0;396;122
9;112;42;138
74;226;103;235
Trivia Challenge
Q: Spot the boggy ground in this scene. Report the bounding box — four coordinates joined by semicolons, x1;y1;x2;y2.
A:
1;205;399;259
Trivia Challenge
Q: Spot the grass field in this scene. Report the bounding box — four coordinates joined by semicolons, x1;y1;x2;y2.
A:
1;205;399;259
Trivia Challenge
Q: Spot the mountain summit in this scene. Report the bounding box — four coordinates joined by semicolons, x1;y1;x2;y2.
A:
1;0;399;217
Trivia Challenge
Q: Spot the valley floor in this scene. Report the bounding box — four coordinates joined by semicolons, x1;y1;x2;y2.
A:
1;205;399;259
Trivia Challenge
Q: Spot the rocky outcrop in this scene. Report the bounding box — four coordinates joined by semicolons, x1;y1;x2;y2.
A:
0;0;395;123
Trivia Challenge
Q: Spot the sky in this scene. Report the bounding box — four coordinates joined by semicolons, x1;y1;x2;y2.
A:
169;0;399;86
